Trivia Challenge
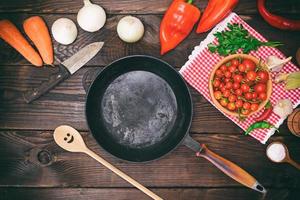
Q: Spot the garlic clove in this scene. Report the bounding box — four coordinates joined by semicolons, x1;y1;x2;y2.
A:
266;55;292;72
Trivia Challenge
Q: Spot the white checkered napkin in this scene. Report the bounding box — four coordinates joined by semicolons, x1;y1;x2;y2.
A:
180;13;300;144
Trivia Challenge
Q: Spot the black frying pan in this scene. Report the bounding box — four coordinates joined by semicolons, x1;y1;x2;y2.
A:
85;55;266;193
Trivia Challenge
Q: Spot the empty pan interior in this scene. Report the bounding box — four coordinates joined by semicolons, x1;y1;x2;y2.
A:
85;56;192;162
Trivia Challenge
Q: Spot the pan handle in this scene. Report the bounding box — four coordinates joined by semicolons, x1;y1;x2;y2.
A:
183;135;267;194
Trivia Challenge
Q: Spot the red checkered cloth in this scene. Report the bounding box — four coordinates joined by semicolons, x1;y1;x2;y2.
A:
180;13;300;144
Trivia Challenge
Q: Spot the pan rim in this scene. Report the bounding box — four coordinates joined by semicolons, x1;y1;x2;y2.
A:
85;55;193;163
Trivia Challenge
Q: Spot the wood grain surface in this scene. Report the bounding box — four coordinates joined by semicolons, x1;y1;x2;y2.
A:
0;0;300;199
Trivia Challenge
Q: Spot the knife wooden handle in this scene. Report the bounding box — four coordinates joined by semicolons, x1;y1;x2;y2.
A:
197;144;267;193
23;64;70;103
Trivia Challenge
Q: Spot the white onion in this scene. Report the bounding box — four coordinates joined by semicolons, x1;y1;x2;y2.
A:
77;0;106;32
117;16;144;43
51;18;77;45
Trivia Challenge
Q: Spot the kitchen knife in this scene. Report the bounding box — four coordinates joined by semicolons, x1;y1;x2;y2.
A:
23;42;104;103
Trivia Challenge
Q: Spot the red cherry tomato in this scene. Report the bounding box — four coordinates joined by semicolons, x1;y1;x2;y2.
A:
241;109;251;115
243;102;251;110
252;92;258;99
235;89;243;96
220;98;228;107
220;65;227;72
214;91;222;100
238;63;246;72
233;82;240;89
241;84;250;93
257;71;269;83
215;69;223;78
225;82;233;89
242;59;256;71
228;65;237;73
235;99;243;108
233;74;243;83
254;83;267;93
250;103;259;111
228;95;237;102
219;83;225;88
246;71;257;81
221;87;226;92
224;71;231;78
227;102;236;111
213;79;221;88
231;59;239;66
245;92;253;100
223;90;230;98
224;78;231;83
258;92;267;101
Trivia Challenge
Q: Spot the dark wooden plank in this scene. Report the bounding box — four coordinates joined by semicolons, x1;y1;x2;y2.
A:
0;14;299;67
0;131;299;187
1;188;299;200
0;64;294;134
0;0;299;14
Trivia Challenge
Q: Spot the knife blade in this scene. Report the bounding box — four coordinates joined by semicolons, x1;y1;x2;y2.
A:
23;42;104;103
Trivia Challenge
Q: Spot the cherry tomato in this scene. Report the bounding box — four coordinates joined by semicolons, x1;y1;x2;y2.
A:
225;78;231;83
257;71;269;83
215;69;223;77
228;95;237;102
242;59;256;71
258;92;267;101
254;83;267;93
235;99;243;108
235;89;243;96
233;74;243;83
219;83;225;88
238;63;246;72
213;79;221;88
220;98;228;107
241;109;251;115
224;71;231;78
245;92;253;100
246;71;257;81
220;87;226;93
233;82;240;89
241;84;250;93
227;102;236;111
214;91;222;100
225;82;233;89
223;90;231;98
250;103;259;111
252;92;258;99
231;59;239;66
220;65;227;72
243;102;251;110
228;65;237;73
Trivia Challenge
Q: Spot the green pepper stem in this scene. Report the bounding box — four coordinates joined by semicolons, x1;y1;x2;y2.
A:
187;0;193;4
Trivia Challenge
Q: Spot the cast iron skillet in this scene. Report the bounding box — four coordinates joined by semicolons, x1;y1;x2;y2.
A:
85;55;266;193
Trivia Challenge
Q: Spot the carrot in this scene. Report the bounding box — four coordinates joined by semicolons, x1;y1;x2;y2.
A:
23;16;53;65
0;19;43;67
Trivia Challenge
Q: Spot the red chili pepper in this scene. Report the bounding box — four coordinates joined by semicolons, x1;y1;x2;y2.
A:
196;0;239;33
160;0;201;55
254;101;273;122
257;0;300;31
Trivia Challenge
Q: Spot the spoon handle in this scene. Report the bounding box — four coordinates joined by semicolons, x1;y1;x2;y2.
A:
288;159;300;170
84;148;163;200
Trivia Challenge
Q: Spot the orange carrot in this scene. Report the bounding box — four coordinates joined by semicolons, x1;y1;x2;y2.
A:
0;19;43;67
23;16;53;65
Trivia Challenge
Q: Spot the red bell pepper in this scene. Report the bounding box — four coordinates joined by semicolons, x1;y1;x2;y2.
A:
160;0;201;55
257;0;300;31
196;0;239;33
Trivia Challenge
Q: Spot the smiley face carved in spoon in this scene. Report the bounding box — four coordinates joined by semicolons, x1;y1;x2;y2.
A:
64;133;74;143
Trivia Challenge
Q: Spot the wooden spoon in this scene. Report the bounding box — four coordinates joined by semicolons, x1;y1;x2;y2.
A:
53;125;163;200
266;142;300;170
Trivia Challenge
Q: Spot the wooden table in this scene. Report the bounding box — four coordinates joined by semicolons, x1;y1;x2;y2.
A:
0;0;300;199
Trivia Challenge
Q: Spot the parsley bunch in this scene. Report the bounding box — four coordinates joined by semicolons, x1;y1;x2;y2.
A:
208;24;282;56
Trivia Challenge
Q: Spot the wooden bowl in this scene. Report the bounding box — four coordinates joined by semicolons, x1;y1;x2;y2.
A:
209;54;272;117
